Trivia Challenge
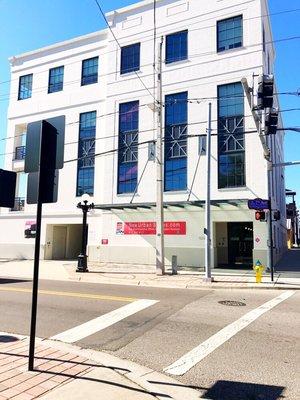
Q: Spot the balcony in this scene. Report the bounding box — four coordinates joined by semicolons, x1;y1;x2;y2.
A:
14;146;26;161
12;146;25;171
10;197;25;212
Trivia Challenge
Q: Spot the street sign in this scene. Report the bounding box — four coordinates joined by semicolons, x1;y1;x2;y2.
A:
0;169;16;208
248;198;270;210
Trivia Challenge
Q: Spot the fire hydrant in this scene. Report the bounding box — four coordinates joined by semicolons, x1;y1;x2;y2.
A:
253;260;264;283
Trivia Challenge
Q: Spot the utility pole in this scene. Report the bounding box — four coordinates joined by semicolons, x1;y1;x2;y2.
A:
155;36;165;275
204;102;213;282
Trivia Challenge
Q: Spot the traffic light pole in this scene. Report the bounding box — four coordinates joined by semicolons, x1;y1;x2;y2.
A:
266;130;275;282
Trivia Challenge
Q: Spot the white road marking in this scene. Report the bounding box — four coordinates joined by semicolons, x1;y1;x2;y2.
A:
51;299;158;343
164;290;296;376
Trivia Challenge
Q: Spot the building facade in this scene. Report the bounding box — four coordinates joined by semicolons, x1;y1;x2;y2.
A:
0;0;287;269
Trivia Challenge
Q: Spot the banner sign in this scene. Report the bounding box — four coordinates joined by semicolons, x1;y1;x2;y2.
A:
116;221;186;235
248;198;270;210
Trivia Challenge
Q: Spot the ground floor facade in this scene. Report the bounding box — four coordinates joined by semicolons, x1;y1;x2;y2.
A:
0;201;287;270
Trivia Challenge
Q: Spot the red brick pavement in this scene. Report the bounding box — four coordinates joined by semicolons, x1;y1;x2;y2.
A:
0;338;93;399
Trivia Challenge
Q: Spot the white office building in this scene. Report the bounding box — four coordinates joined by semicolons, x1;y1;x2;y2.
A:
0;0;287;270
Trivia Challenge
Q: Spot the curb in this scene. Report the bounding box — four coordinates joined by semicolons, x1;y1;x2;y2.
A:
0;331;203;400
40;338;203;400
67;274;300;291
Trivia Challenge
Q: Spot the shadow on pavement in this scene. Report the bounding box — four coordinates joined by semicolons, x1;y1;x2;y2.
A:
202;380;285;400
0;277;30;284
276;249;300;273
0;335;19;343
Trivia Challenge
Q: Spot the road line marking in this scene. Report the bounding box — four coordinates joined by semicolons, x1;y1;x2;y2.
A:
164;290;296;376
51;299;159;343
0;287;136;302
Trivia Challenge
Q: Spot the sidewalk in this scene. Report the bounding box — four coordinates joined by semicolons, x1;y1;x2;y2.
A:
0;333;202;400
0;259;300;290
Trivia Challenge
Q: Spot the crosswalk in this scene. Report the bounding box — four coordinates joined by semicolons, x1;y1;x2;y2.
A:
51;299;159;343
50;290;296;376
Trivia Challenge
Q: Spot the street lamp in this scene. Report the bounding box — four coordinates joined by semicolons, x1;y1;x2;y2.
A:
77;194;94;272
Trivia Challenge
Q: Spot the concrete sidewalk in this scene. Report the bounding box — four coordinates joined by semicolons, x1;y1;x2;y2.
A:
0;333;202;400
0;259;300;290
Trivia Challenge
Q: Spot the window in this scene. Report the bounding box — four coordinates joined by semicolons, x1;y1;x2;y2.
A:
164;92;188;191
218;82;245;188
18;74;33;100
118;101;139;194
166;30;188;64
48;66;64;93
121;43;140;74
81;57;98;86
217;15;243;52
76;111;96;196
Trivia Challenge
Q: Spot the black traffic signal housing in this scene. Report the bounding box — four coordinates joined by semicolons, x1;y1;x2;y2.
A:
265;109;278;135
255;211;266;221
257;74;274;109
273;210;281;221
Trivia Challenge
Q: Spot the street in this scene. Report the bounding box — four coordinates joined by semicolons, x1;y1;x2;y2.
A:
0;277;299;399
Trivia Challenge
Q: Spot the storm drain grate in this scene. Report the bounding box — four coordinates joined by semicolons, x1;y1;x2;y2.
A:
218;300;246;307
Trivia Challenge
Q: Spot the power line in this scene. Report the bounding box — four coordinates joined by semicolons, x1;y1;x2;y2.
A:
0;105;299;148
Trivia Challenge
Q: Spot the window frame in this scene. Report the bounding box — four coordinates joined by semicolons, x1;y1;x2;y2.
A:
165;30;188;64
18;74;33;100
217;15;243;53
117;100;139;194
120;43;141;75
76;111;96;197
217;82;246;189
81;56;99;86
164;91;188;192
48;66;64;94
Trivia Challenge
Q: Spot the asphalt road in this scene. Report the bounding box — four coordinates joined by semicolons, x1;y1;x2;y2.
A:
0;277;299;400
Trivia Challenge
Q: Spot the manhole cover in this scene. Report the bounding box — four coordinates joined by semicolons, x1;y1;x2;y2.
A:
218;300;246;307
0;335;19;343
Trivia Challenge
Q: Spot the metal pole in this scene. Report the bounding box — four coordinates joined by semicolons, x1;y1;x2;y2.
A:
155;36;165;275
204;102;213;282
77;202;89;273
28;174;43;371
265;111;274;282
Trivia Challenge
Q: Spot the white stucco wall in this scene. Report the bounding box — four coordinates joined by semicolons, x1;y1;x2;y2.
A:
0;0;287;267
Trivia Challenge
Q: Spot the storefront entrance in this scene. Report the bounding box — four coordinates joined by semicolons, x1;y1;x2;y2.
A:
227;222;253;268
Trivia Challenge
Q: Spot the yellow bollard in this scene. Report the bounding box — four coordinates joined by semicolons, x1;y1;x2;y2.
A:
253;260;264;284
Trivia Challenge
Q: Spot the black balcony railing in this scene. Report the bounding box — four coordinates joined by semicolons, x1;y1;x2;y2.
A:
10;197;25;212
14;146;26;161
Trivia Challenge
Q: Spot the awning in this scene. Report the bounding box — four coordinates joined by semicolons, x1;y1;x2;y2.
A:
93;199;248;211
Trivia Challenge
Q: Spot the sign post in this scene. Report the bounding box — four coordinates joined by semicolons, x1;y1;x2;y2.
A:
26;116;65;371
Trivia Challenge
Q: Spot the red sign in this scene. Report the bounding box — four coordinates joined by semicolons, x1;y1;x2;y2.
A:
101;239;109;245
118;221;186;235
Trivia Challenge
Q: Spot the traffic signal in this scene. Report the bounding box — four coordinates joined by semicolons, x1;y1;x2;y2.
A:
265;109;278;135
255;211;266;221
257;74;274;109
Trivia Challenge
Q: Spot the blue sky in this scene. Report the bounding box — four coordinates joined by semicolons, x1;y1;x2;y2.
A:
0;0;299;202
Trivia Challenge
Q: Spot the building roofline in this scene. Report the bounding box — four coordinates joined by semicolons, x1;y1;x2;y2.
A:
106;0;165;18
9;29;108;64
